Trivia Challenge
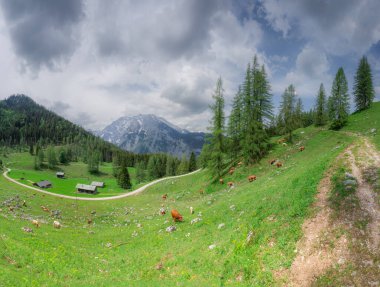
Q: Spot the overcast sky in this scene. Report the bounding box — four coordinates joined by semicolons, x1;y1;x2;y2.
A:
0;0;379;131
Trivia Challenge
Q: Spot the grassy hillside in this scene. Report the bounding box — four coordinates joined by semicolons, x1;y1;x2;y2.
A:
0;123;356;286
3;152;140;197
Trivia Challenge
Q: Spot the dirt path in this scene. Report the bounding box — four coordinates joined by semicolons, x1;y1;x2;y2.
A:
2;168;201;201
284;161;348;287
284;136;380;286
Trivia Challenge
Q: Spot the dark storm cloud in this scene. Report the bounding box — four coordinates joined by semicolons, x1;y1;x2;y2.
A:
0;0;84;71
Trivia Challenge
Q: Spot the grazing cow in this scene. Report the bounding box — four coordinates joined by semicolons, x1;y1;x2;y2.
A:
229;167;235;175
276;162;283;168
269;159;276;165
198;189;204;195
171;209;183;222
87;218;93;225
190;206;194;214
227;181;234;187
53;221;61;229
159;207;166;215
278;138;287;144
41;206;49;212
219;178;224;184
248;175;257;182
299;146;305;152
31;219;40;228
162;194;167;200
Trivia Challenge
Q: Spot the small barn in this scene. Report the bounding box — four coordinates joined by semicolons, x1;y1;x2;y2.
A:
76;184;97;194
56;172;65;179
34;180;52;188
91;181;105;188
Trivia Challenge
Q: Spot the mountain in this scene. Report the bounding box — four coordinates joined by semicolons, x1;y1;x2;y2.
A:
97;114;205;157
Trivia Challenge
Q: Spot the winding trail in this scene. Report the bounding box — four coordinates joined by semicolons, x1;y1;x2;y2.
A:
2;168;201;201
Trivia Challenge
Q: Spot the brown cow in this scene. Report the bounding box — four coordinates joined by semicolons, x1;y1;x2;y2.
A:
219;178;224;184
227;181;234;187
299;146;305;152
41;206;50;212
198;189;204;195
269;159;276;165
228;167;235;175
87;218;93;225
276;162;283;168
248;175;257;182
171;209;183;222
162;194;167;200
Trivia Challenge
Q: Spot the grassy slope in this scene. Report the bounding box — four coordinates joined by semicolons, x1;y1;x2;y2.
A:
342;101;380;148
0;125;355;286
3;152;140;198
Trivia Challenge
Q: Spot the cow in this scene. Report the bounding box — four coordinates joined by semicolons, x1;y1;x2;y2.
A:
53;221;61;229
276;162;283;168
87;218;93;225
269;159;276;165
248;175;257;182
229;167;235;175
299;146;305;152
219;178;224;184
31;219;40;228
227;181;234;187
171;209;183;222
198;189;204;195
41;206;50;212
162;194;167;200
159;207;166;215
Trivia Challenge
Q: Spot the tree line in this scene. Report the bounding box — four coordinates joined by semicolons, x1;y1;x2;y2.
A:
202;55;376;178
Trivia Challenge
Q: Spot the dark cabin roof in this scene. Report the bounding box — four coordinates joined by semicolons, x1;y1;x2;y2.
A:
36;180;52;188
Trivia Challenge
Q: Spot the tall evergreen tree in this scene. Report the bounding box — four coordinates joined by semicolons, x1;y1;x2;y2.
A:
295;98;304;128
135;161;146;183
165;156;177;176
118;159;132;189
227;86;244;158
208;77;225;178
314;83;328;126
188;152;197;172
177;154;189;175
354;56;375;111
47;146;58;169
328;67;350;130
279;85;297;142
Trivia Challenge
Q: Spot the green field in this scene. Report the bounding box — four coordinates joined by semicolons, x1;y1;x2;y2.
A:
3;153;141;198
1;104;379;286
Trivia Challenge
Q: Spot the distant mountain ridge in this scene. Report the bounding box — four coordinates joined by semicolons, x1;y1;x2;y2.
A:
96;114;205;157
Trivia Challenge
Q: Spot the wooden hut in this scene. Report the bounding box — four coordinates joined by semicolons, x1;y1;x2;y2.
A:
34;180;52;188
56;172;65;178
91;181;105;188
76;184;97;194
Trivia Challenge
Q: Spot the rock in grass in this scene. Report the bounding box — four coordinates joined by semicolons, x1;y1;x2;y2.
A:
345;172;355;180
208;244;216;250
166;225;176;233
218;223;225;229
190;217;202;225
106;242;112;248
21;227;33;233
246;230;254;244
343;179;357;186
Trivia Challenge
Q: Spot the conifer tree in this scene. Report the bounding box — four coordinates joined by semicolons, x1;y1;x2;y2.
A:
314;83;328;126
47;146;58;169
295;98;303;128
37;148;44;169
165;156;177;176
135;161;146;183
208;77;225;178
354;56;375;111
188;152;197;172
227;86;244;158
279;85;297;142
118;158;132;189
328;67;350;130
177;154;189;175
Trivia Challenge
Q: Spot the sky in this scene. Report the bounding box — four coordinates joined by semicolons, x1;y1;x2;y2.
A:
0;0;379;132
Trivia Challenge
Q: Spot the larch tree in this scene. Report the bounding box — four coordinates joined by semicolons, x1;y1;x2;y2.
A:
117;158;132;189
208;77;226;178
188;151;197;172
354;56;375;111
279;85;297;142
295;98;304;129
227;86;244;159
328;67;350;130
314;83;328;126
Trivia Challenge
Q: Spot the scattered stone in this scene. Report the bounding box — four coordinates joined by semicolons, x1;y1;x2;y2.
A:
50;210;62;219
370;128;376;134
166;225;176;233
185;233;191;237
106;242;112;248
155;262;163;270
197;212;202;217
91;210;96;215
230;205;236;211
132;231;138;237
21;227;33;233
246;230;254;244
137;223;142;228
345;172;355;180
190;217;202;225
208;244;216;250
88;230;95;234
218;223;225;229
343;179;357;186
337;258;345;265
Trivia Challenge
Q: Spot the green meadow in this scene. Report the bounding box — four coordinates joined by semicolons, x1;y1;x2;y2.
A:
1;104;379;286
